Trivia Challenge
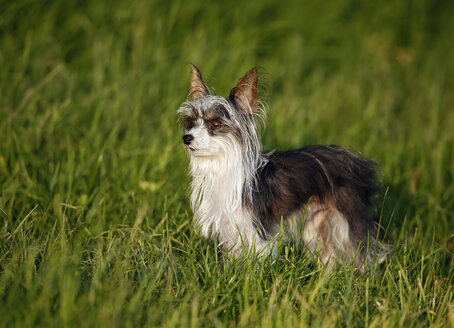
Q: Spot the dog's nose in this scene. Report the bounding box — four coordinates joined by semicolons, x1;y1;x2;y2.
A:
183;134;194;145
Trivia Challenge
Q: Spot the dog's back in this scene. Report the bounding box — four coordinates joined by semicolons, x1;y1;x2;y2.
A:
251;145;386;268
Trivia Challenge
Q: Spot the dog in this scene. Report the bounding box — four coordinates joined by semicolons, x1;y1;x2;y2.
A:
177;65;388;270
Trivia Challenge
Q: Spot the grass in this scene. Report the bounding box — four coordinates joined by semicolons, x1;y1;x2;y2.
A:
1;0;453;326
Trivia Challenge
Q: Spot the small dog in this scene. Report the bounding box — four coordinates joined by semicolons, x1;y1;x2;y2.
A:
178;65;387;270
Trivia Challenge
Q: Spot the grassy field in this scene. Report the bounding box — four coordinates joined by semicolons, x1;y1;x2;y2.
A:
1;0;453;326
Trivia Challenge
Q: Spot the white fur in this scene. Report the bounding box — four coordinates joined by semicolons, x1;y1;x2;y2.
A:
284;204;354;264
179;96;269;257
188;136;269;257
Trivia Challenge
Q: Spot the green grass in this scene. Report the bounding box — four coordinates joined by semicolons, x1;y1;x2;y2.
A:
1;0;453;326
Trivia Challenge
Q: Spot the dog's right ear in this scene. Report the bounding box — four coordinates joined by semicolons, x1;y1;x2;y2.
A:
188;64;210;100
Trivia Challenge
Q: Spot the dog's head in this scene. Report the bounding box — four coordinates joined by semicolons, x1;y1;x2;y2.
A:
177;65;262;159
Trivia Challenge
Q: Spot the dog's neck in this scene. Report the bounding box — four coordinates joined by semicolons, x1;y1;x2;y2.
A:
189;154;246;228
187;148;263;248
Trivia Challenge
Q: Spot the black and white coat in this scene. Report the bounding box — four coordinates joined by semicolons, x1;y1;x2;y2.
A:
178;65;388;269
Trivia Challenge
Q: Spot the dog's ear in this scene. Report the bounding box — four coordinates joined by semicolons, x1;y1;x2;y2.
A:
188;64;210;100
229;68;258;115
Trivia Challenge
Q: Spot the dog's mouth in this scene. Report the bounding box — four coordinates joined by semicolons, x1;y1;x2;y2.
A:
184;144;196;152
184;145;214;157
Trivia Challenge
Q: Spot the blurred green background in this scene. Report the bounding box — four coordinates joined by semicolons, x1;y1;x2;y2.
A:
1;0;453;327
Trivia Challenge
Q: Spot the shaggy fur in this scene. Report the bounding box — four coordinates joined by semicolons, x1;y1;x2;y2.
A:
178;65;388;270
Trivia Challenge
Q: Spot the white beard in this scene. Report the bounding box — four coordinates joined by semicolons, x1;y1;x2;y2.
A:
187;137;269;257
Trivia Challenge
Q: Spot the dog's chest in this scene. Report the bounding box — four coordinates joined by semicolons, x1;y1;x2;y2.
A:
190;162;256;249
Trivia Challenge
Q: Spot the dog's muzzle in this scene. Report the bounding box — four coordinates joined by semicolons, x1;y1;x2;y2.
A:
183;134;194;145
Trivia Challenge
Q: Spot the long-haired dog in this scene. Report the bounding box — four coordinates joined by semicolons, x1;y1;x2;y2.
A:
178;65;388;270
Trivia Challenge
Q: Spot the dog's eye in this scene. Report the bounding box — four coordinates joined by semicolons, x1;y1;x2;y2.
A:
210;120;222;129
186;120;195;130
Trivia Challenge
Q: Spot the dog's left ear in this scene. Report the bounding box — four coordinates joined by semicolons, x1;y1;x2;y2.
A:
229;68;258;115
